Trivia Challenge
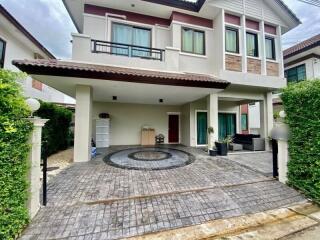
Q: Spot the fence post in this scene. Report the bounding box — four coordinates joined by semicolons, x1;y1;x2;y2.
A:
278;139;289;184
26;118;48;219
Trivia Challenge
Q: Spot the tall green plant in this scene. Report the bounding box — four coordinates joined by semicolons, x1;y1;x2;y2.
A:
35;101;73;157
0;70;33;239
281;79;320;203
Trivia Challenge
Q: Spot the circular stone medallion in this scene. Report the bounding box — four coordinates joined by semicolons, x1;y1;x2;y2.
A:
128;150;172;161
104;147;195;170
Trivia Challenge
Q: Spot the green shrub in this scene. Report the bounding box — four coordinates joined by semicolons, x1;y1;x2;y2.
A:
0;70;33;239
281;79;320;203
35;102;73;157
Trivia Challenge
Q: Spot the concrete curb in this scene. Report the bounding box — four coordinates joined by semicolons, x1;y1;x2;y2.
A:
125;202;320;240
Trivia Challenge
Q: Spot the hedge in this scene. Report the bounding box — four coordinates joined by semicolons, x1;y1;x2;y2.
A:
281;79;320;203
0;70;33;239
35;101;73;157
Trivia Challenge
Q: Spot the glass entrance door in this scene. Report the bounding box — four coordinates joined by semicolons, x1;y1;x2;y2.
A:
218;113;236;140
196;111;208;145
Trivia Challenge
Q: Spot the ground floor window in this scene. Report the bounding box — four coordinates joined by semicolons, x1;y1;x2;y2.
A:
218;113;236;140
196;111;207;145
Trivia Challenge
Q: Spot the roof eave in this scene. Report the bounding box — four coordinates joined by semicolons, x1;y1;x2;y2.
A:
62;0;82;33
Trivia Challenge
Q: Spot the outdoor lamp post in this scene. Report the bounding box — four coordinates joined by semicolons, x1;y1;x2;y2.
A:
26;98;40;117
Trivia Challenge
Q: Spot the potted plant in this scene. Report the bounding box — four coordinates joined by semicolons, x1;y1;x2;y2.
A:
207;127;217;156
215;136;233;156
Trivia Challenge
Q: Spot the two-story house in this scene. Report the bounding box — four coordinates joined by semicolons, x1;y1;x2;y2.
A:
13;0;300;162
0;4;73;104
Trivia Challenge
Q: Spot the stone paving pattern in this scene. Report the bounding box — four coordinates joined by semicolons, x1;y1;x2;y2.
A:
20;146;305;240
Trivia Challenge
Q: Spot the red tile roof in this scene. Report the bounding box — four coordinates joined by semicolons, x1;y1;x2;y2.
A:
283;34;320;58
12;59;230;89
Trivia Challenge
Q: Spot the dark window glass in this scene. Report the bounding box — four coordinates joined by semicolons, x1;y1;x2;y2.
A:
285;64;306;83
182;28;205;55
0;38;6;68
265;37;276;60
225;27;239;53
246;32;259;57
241;113;248;131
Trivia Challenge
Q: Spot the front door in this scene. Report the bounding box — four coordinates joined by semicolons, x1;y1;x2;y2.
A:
218;113;237;140
196;111;208;145
168;115;179;143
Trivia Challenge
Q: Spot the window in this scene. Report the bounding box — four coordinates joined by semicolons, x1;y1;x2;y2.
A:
112;23;151;57
225;27;239;53
0;38;6;68
246;32;259;57
182;28;205;55
241;113;248;131
265;37;276;60
285;64;306;83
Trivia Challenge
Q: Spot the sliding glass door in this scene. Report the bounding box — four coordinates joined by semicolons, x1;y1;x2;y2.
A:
112;23;151;57
196;111;208;145
218;113;236;140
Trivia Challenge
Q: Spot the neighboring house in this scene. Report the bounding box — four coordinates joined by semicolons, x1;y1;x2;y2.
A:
0;4;74;104
284;33;320;82
13;0;300;162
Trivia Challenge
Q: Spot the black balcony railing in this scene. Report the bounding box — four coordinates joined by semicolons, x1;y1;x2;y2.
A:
91;40;165;61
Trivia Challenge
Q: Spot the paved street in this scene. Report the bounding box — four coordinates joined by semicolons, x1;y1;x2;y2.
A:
20;146;305;240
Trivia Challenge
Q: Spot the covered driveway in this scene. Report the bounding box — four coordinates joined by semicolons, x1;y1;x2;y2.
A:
20;146;305;240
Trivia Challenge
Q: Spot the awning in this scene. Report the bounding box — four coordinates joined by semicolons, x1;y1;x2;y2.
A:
12;59;230;89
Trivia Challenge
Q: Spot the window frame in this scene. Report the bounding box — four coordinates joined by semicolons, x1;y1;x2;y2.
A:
111;22;152;48
246;32;259;57
0;37;6;68
225;27;239;54
285;64;306;83
265;37;276;60
181;27;206;55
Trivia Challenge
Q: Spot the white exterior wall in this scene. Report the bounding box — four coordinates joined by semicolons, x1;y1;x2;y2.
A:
92;102;181;146
0;26;71;103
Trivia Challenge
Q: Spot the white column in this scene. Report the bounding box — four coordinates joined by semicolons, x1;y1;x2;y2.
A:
207;94;219;148
277;26;284;78
27;118;48;219
260;92;274;150
241;15;247;73
74;85;93;162
261;21;267;75
278;139;289;183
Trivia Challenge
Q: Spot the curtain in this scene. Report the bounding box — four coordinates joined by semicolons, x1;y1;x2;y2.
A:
225;29;237;53
265;38;274;59
194;31;204;55
197;112;207;145
219;113;236;140
182;29;193;53
246;33;256;56
112;23;132;56
132;27;151;57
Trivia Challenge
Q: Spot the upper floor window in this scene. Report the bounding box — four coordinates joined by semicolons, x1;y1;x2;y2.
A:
225;27;239;54
112;23;151;57
246;32;259;57
265;37;276;60
0;38;6;68
182;27;205;55
285;64;306;83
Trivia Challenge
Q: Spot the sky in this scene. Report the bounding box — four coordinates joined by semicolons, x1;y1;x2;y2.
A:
0;0;319;59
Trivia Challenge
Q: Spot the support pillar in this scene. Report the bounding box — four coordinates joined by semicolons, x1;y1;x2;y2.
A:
27;118;48;219
74;85;92;162
278;139;289;184
260;92;274;150
207;93;219;149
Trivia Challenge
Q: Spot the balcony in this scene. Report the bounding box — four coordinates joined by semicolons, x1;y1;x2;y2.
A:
91;40;165;62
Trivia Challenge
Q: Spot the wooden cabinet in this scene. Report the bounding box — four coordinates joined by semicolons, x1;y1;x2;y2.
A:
141;128;155;146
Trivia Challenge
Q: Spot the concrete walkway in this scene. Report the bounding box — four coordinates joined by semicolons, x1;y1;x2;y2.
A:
20;146;305;240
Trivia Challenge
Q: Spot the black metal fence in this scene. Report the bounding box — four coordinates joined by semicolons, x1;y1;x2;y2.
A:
91;40;165;61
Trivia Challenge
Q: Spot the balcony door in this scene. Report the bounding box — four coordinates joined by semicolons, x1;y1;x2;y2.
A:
112;23;151;57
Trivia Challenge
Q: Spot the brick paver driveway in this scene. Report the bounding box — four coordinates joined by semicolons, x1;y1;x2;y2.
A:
20;146;305;240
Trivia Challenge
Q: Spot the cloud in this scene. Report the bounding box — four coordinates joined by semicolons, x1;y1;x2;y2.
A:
282;0;320;49
0;0;76;59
